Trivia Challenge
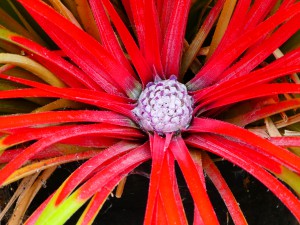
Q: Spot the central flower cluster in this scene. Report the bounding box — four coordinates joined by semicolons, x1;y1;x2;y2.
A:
133;76;193;134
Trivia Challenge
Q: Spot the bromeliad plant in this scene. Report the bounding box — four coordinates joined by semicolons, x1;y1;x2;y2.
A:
1;0;300;224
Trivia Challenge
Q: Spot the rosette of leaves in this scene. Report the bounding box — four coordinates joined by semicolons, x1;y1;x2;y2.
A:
0;0;300;225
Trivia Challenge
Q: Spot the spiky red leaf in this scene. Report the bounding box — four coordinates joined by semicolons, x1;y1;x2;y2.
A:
187;118;300;173
170;136;220;225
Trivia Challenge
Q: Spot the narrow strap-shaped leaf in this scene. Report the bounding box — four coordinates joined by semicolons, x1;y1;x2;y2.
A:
130;0;163;76
161;0;191;77
217;13;300;82
1;125;76;147
0;110;133;129
6;33;99;89
129;0;146;53
242;0;278;31
55;141;141;204
18;0;141;99
24;194;53;225
187;2;300;90
61;136;118;148
205;0;237;60
202;153;248;225
0;125;143;185
75;146;150;225
0;73;134;105
1;123;141;154
128;0;163;77
74;0;101;40
159;149;188;225
192;52;300;104
56;141;141;204
88;0;135;76
185;134;300;222
76;192;102;225
153;194;168;225
144;0;163;76
4;150;99;186
0;74;134;117
229;99;300;127
1;123;142;151
170;136;220;225
0;138;117;164
270;136;300;147
190;151;205;225
187;118;300;173
200;83;300;112
0;53;65;88
101;0;153;86
144;133;170;225
0;110;135;130
0;88;133;118
20;0;121;94
156;0;173;39
27;144;151;225
180;0;226;77
210;0;251;59
197;133;282;173
193;205;203;225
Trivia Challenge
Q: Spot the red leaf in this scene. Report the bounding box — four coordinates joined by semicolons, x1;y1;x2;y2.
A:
153;195;168;225
10;35;99;90
217;13;300;82
25;143;151;224
6;123;142;146
188;118;300;173
170;136;220;225
0;110;135;130
211;0;251;58
143;1;162;72
77;192;103;225
269;136;300;147
60;136;118;148
18;0;141;99
0;125;143;185
203;153;247;225
0;74;135;117
0;147;62;164
101;0;153;86
88;0;135;76
56;141;141;204
186;133;281;174
185;134;300;222
77;143;151;200
129;1;146;54
130;0;163;75
157;0;174;39
242;0;278;30
202;83;300;111
0;139;116;164
192;54;300;105
229;99;300;127
161;0;191;77
187;2;300;90
144;133;171;225
159;149;188;225
181;0;226;76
